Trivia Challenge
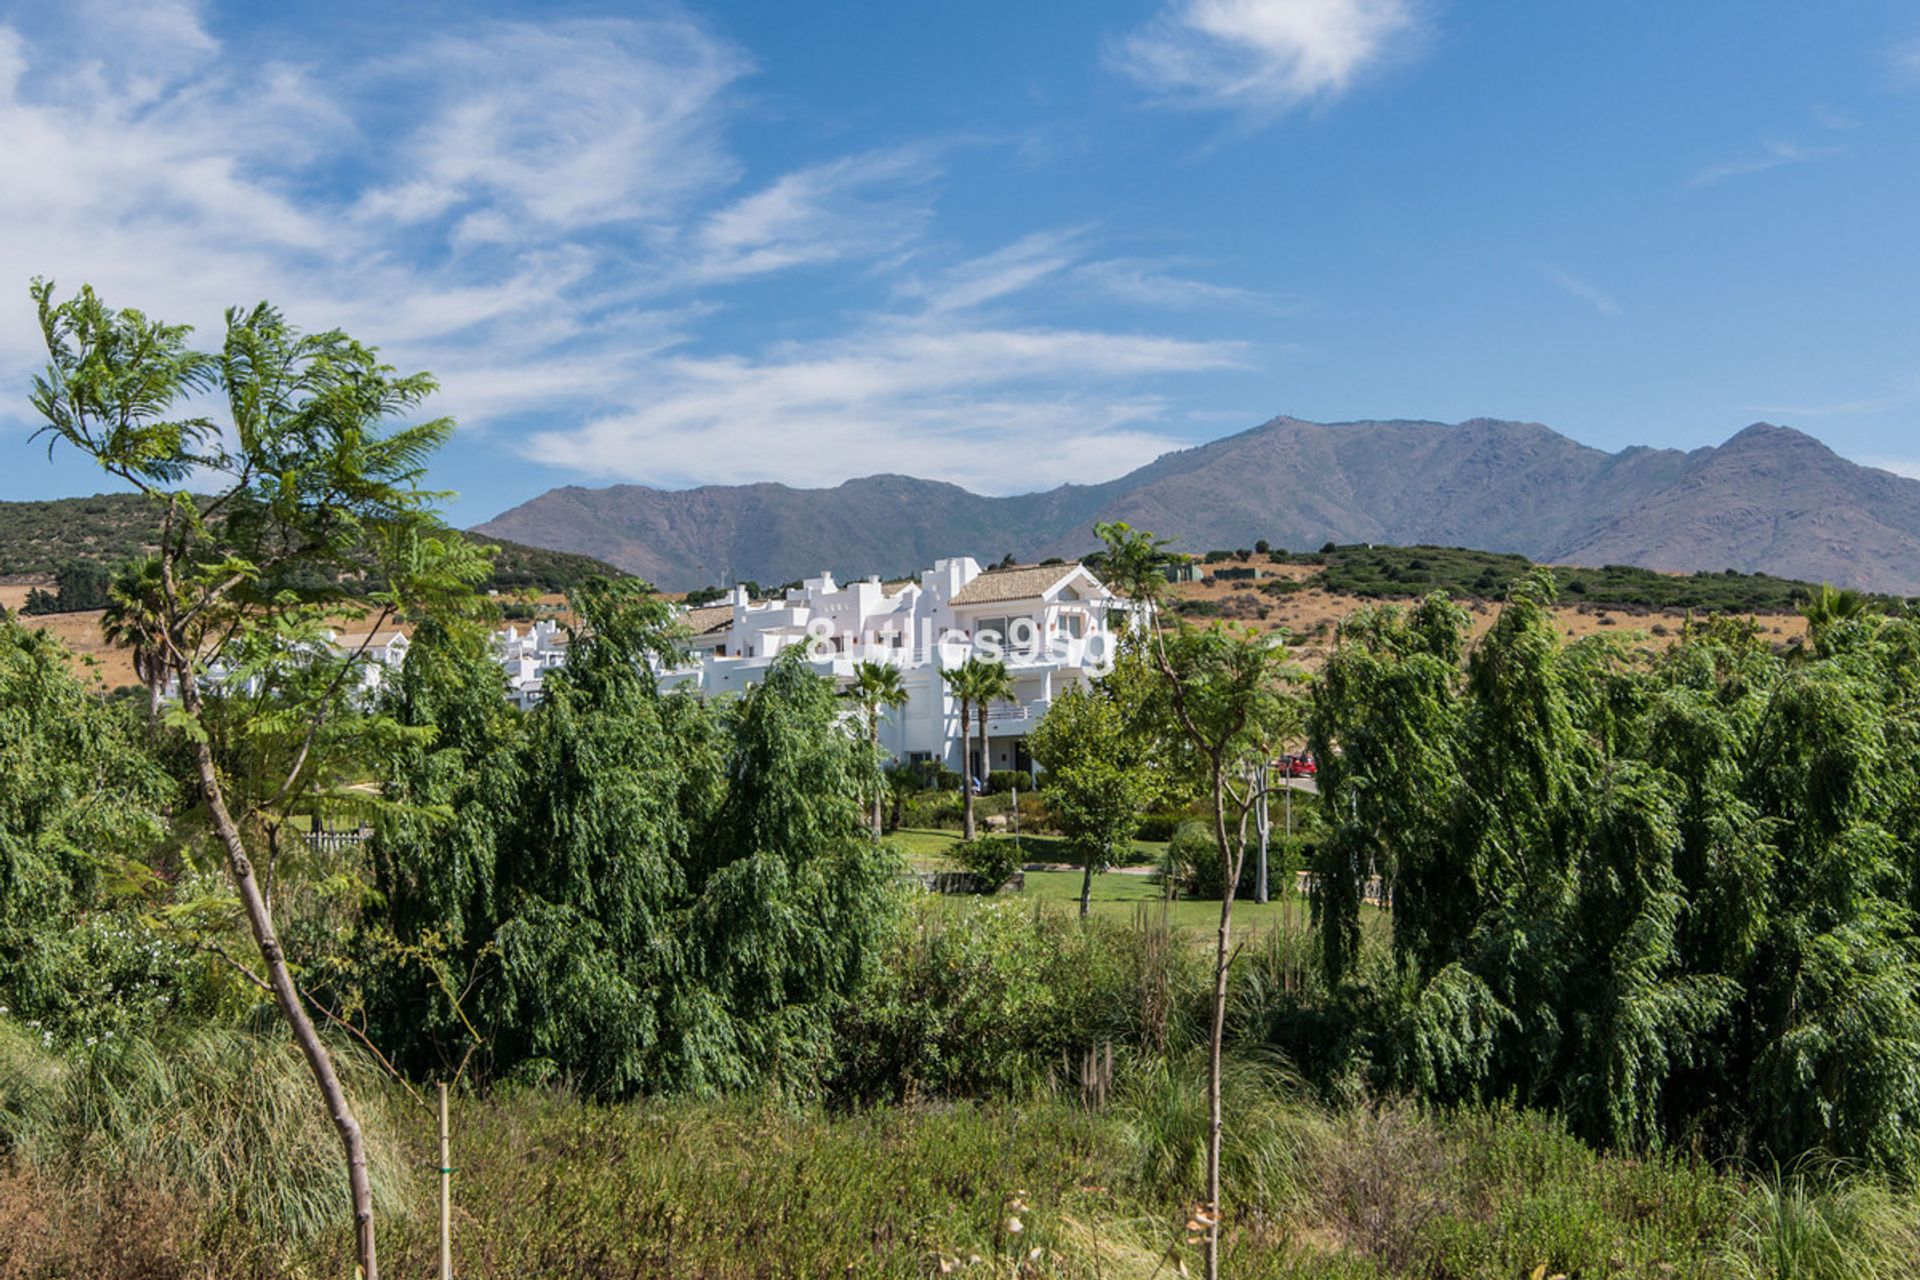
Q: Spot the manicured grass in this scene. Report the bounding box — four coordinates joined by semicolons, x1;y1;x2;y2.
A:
891;828;1331;936
888;826;1166;868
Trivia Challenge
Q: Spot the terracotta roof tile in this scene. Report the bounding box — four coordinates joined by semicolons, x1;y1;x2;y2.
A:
949;563;1085;606
680;604;734;635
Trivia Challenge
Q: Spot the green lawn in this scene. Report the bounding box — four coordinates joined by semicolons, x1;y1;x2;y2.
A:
889;827;1332;935
888;825;1165;867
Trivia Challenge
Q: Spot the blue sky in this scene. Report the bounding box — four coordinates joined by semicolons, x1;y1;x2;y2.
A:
1;1;1918;526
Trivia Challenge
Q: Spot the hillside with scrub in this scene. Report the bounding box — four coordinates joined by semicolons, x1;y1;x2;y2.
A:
0;491;626;594
7;282;1920;1280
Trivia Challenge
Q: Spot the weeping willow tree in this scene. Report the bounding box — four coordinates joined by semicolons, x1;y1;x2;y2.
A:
361;584;899;1099
1310;580;1920;1176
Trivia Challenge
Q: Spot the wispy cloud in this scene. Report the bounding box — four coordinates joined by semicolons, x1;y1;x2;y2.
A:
1687;138;1842;188
1861;456;1920;480
903;228;1090;315
1543;266;1620;316
522;324;1248;492
1111;0;1423;116
1892;35;1920;86
1075;257;1279;310
681;148;938;284
1749;380;1920;419
0;7;1255;501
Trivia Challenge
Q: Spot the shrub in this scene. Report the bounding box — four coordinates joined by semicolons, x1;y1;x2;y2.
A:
898;788;963;829
914;760;963;792
951;837;1023;891
1135;811;1192;843
984;770;1029;795
1164;821;1223;896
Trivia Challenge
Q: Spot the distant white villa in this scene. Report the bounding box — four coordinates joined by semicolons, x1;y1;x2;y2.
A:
661;557;1127;777
172;560;1125;778
493;619;569;711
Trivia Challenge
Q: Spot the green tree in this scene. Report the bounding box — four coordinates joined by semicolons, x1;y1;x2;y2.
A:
1028;671;1161;917
27;279;489;1278
53;559;111;611
941;657;1007;840
968;657;1015;793
1800;582;1872;653
100;555;171;719
843;659;909;841
0;617;179;1040
1095;520;1297;1280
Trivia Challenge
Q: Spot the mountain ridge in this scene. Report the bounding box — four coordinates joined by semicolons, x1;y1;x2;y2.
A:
473;416;1920;593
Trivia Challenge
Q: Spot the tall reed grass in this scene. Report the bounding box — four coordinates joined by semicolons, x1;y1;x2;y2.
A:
0;1016;408;1262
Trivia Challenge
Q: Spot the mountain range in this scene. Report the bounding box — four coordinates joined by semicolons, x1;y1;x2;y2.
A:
473;416;1920;594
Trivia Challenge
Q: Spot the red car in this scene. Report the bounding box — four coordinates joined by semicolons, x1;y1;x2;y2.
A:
1277;753;1317;778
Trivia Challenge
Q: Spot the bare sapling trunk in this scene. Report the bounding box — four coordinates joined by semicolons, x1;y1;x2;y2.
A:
178;666;379;1280
1203;767;1240;1280
1078;846;1096;918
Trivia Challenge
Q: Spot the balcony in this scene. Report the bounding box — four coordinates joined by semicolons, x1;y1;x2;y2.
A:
985;698;1050;727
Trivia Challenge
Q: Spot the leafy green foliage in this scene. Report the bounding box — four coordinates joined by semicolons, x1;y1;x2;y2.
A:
0;618;205;1046
363;627;900;1099
1310;577;1920;1175
1028;643;1165;911
950;836;1023;890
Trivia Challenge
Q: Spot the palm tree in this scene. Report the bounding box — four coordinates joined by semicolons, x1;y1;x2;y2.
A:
942;660;986;840
969;657;1017;799
101;556;171;720
844;659;909;840
944;657;1017;840
1801;582;1871;652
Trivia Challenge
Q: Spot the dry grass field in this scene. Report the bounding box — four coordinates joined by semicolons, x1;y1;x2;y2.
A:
1165;556;1807;668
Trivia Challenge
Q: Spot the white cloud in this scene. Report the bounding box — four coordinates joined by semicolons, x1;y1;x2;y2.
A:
1112;0;1422;115
1544;267;1620;316
682;147;938;284
356;20;749;236
67;0;219;101
1861;456;1920;480
1893;37;1920;85
0;10;1260;503
1076;257;1276;309
1750;381;1920;418
1688;139;1842;188
904;229;1089;315
521;324;1248;492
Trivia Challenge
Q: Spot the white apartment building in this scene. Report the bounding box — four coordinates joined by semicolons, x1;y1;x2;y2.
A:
662;558;1126;778
493;619;569;711
176;627;412;705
